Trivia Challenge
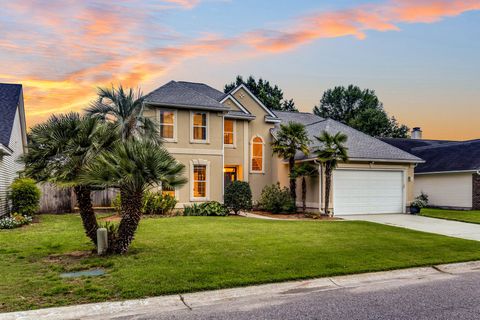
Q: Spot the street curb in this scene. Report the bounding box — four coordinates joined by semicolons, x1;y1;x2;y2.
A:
2;261;480;320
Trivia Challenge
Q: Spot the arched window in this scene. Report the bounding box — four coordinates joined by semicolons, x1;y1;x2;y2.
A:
251;136;264;173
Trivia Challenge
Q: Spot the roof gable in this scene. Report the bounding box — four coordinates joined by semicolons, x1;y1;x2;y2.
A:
0;83;22;147
228;84;278;119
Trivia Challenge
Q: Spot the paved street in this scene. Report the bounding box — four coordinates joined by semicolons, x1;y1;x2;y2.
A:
5;262;480;320
342;214;480;241
139;271;480;320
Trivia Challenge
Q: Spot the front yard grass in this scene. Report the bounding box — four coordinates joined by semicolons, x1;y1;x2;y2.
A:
421;208;480;224
1;214;480;312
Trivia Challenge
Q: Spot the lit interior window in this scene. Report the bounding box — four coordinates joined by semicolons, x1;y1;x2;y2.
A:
224;119;234;145
252;136;263;172
193;165;207;197
193;112;207;140
160;110;175;139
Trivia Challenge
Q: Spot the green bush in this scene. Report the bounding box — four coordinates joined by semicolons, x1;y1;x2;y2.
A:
112;191;178;215
224;181;252;214
142;191;177;215
8;178;41;216
183;201;229;216
257;183;295;214
0;213;33;229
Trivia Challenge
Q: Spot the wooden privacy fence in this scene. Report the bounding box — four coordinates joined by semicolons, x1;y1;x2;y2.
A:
38;183;118;214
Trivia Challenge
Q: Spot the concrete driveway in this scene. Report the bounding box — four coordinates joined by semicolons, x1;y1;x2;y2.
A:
342;214;480;241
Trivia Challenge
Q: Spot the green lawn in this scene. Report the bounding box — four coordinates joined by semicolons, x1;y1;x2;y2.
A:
1;215;480;312
421;208;480;224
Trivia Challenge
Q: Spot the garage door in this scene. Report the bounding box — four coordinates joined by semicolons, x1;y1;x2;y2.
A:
333;170;404;215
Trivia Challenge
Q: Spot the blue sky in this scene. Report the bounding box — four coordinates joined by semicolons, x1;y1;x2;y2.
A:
1;0;479;139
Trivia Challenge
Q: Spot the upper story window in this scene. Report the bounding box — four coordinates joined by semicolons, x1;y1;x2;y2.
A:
224;119;235;146
251;136;264;173
192;112;208;142
159;110;176;141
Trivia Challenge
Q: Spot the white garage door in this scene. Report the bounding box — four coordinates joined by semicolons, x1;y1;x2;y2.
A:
333;170;404;215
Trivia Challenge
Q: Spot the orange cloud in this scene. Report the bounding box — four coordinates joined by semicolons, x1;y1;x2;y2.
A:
245;0;480;52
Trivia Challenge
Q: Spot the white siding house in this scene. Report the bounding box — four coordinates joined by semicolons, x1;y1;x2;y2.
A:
0;84;27;216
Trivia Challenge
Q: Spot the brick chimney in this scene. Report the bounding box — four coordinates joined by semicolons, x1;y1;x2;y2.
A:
411;127;422;139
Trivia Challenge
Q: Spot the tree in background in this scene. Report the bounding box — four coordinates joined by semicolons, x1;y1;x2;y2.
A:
313;85;409;138
315;131;349;216
293;163;318;213
272;122;310;210
224;75;299;112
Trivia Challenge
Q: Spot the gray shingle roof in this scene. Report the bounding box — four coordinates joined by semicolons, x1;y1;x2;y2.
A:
177;81;226;101
0;83;22;148
382;138;480;173
144;81;229;111
273;110;324;125
272;111;423;163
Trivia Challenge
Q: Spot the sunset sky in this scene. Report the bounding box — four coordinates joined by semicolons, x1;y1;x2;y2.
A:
1;0;479;140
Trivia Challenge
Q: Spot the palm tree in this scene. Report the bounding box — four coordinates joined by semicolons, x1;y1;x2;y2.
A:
293;163;318;213
86;85;159;142
21;113;117;245
272;122;310;208
315;131;348;216
80;138;187;254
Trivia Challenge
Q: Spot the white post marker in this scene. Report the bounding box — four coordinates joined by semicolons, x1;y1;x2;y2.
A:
97;228;108;255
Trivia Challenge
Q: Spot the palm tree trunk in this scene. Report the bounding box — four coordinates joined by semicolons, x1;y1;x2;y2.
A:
289;157;297;212
324;164;332;216
112;189;143;254
302;177;307;213
73;185;98;246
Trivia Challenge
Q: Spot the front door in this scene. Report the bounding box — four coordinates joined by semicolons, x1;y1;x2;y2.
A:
224;167;238;187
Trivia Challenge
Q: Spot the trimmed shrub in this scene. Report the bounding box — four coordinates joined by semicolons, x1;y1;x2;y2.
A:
0;213;32;229
183;201;229;216
142;191;177;215
257;183;295;214
224;181;253;214
8;178;41;216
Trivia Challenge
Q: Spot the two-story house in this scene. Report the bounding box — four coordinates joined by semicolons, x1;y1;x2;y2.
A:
144;81;423;215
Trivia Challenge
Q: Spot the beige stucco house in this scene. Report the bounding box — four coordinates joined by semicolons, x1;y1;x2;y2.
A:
143;81;423;215
0;83;27;216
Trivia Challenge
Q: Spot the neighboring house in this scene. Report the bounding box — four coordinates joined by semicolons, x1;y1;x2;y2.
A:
0;84;27;216
143;81;422;215
383;129;480;210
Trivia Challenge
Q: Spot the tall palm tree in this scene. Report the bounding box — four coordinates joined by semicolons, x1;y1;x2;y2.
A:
86;85;159;142
80;139;187;254
293;163;318;213
315;131;348;216
272;122;310;208
21;113;117;245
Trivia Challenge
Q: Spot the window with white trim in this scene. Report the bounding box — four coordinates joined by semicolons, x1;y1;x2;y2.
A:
192;112;207;141
224;119;235;145
251;136;264;172
159;110;175;140
193;165;207;198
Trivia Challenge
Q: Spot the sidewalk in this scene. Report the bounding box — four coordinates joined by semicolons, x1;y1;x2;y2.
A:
3;261;480;320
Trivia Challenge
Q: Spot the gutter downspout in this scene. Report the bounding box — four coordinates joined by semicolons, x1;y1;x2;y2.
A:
314;160;323;213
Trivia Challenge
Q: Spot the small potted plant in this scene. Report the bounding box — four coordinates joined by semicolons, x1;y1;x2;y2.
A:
410;192;428;214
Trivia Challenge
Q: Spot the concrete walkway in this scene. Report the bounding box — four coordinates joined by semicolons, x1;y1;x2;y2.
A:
342;214;480;241
3;261;480;320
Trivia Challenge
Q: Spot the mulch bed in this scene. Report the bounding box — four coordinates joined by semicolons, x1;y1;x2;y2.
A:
252;211;341;221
